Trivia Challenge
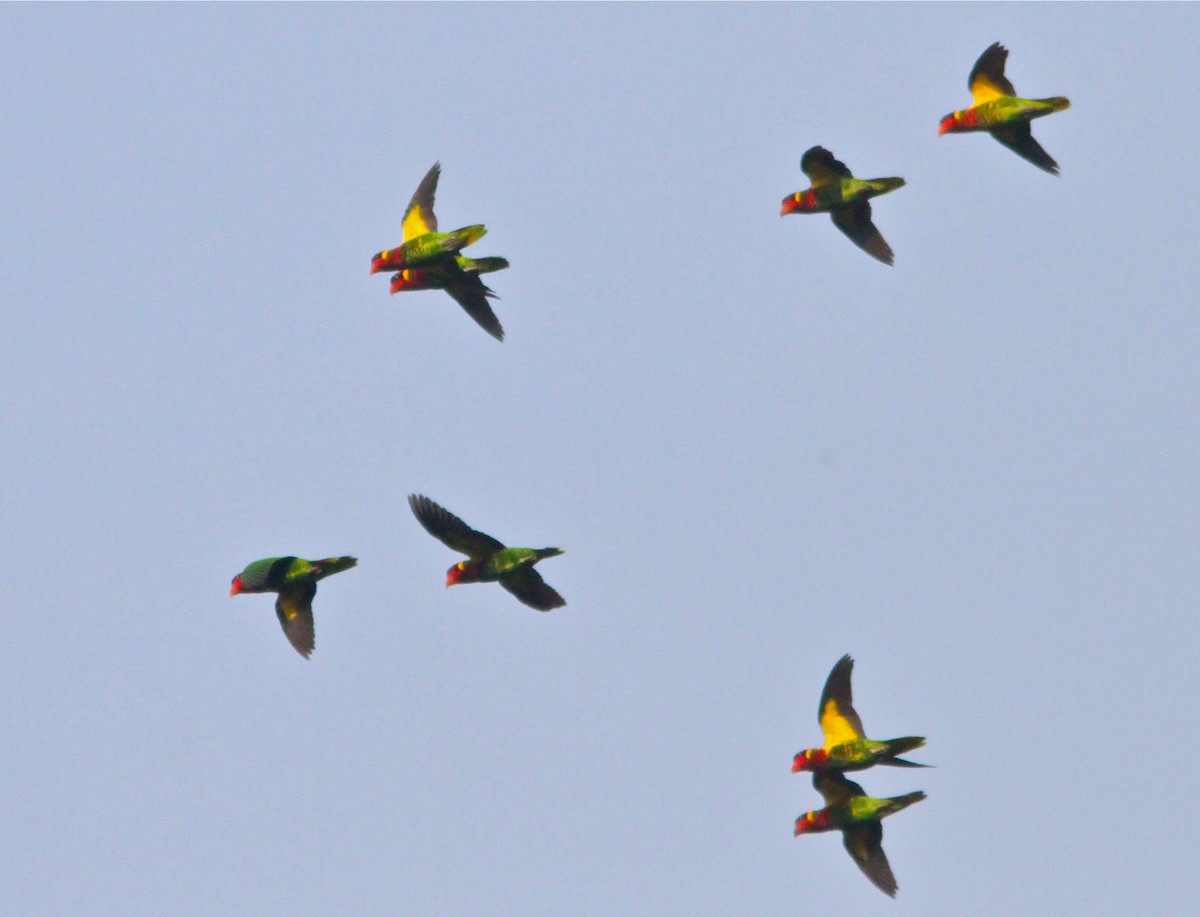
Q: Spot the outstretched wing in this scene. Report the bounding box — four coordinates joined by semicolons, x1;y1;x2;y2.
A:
818;654;866;747
443;268;506;341
830;205;894;265
843;822;898;898
813;770;866;806
408;494;506;558
276;582;317;659
991;123;1060;175
969;42;1016;103
800;146;853;187
500;567;566;611
402;162;441;242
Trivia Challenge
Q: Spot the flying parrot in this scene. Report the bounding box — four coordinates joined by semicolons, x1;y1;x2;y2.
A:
389;255;511;342
407;494;565;611
370;162;488;273
370;163;510;340
938;42;1070;175
780;146;905;265
794;770;926;898
792;654;928;773
229;556;357;658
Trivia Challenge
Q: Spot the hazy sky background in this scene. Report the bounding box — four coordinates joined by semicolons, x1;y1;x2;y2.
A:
2;4;1197;915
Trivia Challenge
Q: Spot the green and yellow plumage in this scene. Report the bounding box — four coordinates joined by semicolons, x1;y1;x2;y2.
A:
939;43;1070;175
408;494;565;611
793;655;927;772
780;147;905;265
794;771;926;898
371;162;488;273
229;555;357;658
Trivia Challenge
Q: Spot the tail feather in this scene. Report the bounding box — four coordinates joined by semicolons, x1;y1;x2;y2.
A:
870;177;906;194
881;791;926;819
444;224;487;252
1038;96;1070;113
464;256;510;275
536;548;564;560
314;556;358;579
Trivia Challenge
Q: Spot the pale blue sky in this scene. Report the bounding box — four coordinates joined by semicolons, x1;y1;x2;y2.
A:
2;4;1198;915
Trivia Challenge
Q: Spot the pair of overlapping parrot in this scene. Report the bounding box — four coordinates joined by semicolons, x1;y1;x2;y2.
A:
791;654;928;898
369;162;510;341
228;496;565;658
782;43;1070;264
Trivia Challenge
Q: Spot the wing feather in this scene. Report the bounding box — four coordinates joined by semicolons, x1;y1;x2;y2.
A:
443;268;505;341
500;567;566;611
843;822;898;897
800;146;853;187
401;162;441;242
275;583;317;659
819;654;867;747
408;494;506;557
990;123;1060;175
969;42;1016;103
830;205;894;266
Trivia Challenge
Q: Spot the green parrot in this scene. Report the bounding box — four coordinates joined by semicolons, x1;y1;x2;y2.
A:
370;162;488;273
389;255;511;342
408;494;565;611
794;771;925;898
938;42;1070;175
780;146;905;265
229;556;357;658
792;654;928;773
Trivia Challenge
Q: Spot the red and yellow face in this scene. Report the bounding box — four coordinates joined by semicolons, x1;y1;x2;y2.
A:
938;110;972;134
371;250;399;275
780;189;817;216
445;562;466;587
793;810;829;836
390;270;424;295
790;747;827;773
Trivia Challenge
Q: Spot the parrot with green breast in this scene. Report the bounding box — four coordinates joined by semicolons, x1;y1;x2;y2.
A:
780;147;905;265
938;42;1070;175
792;654;928;774
794;770;925;898
229;555;357;658
371;162;510;340
389;255;510;341
370;162;487;273
408;494;565;611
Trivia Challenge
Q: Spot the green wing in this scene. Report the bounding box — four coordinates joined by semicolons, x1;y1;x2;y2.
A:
401;162;441;243
843;822;898;897
818;654;866;748
276;582;317;658
969;42;1016;103
830;205;894;266
500;567;566;611
801;146;853;187
408;494;506;558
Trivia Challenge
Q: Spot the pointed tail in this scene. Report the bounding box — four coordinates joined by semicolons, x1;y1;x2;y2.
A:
461;256;510;275
1037;96;1070;113
535;548;564;561
313;556;358;579
869;177;906;195
443;224;487;253
880;791;926;820
881;736;929;768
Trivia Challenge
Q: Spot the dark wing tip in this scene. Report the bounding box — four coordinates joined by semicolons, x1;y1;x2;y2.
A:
800;145;852;179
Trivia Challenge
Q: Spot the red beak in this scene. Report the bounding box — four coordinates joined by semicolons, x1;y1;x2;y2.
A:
230;577;242;596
